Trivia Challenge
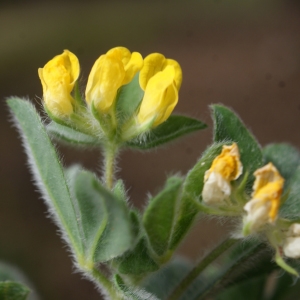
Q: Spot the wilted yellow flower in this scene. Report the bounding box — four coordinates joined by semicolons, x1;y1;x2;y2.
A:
137;53;182;127
38;50;79;117
244;163;284;234
202;143;243;205
283;223;300;258
85;47;143;113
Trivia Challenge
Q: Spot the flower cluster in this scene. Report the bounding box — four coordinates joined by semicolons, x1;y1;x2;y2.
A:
38;47;182;139
202;143;300;272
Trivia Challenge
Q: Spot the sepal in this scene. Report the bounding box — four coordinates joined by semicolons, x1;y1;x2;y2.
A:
47;122;102;147
115;72;144;126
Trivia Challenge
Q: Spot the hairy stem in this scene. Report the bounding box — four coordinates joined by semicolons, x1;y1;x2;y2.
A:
103;142;118;190
91;267;120;299
167;238;238;300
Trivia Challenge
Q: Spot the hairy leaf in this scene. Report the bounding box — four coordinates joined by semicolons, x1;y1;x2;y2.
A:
143;177;183;256
126;115;207;150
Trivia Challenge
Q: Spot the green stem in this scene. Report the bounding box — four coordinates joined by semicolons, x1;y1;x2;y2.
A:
167;238;238;300
104;142;118;190
91;267;120;299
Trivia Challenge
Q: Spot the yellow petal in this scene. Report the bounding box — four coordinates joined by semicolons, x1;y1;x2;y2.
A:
86;55;125;112
38;50;79;117
139;53;166;90
85;47;143;113
205;143;243;182
122;52;143;85
163;59;182;89
106;47;131;65
137;65;178;127
252;163;284;221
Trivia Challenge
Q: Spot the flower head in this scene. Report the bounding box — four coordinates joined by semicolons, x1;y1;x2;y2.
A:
85;47;143;113
243;163;284;234
137;53;182;127
202;143;243;205
38;50;79;117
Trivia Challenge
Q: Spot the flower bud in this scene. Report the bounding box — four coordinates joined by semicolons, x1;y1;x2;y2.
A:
137;53;182;127
202;143;242;205
38;50;79;117
85;47;143;113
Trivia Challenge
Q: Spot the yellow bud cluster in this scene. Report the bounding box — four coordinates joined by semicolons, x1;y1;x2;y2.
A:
38;47;182;128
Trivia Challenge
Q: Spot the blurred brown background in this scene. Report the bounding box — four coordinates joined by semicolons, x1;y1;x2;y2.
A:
1;0;300;299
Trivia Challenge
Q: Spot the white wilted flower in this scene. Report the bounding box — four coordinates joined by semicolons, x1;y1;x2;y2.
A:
283;223;300;259
243;163;284;235
202;143;242;205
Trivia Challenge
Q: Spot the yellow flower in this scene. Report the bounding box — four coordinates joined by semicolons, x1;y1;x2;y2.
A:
38;50;79;117
202;143;242;205
137;53;182;127
243;163;284;234
85;47;143;113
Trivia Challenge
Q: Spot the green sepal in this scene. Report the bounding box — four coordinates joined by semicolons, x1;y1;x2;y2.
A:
212;105;263;190
47;122;102;147
114;274;159;300
117;238;159;275
126;115;207;150
73;81;85;107
115;73;144;126
169;142;228;250
91;101;115;138
0;281;30;300
66;166;133;263
7;97;84;257
143;176;183;257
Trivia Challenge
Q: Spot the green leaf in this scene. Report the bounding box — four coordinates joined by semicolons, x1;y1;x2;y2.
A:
0;263;33;300
212;105;263;190
269;271;300;300
115;274;159;300
169;143;227;250
142;258;193;299
216;275;267;300
67;166;133;262
126;115;207;150
143;177;183;257
279;167;300;221
263;143;300;184
118;238;159;275
7;97;83;257
180;240;275;300
113;179;128;203
0;281;30;300
47;122;101;147
116;72;144;125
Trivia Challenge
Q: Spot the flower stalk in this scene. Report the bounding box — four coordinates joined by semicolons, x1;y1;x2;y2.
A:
167;238;238;300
